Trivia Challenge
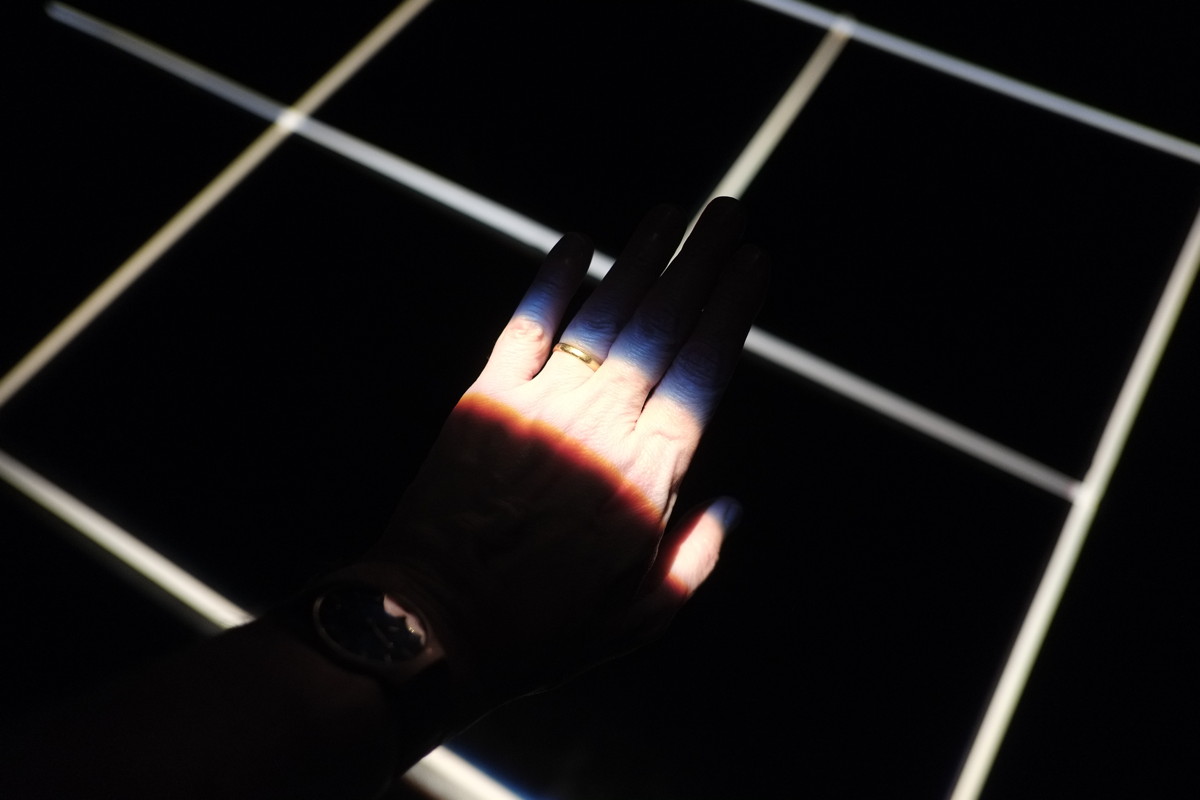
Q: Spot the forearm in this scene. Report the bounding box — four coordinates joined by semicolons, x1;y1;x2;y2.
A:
7;607;459;800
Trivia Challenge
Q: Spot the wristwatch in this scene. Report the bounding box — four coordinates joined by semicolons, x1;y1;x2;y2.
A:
309;579;445;681
270;567;470;776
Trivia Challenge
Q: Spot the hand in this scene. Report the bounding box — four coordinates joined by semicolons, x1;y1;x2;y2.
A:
365;197;769;701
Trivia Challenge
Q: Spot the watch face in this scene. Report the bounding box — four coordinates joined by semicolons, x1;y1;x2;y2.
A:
313;583;427;664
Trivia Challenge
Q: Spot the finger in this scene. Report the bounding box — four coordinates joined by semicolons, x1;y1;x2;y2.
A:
664;496;738;595
599;197;746;403
624;497;740;640
648;243;770;426
555;204;687;360
472;233;593;391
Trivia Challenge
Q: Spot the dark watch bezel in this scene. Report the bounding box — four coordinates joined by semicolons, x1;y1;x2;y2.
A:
309;580;445;678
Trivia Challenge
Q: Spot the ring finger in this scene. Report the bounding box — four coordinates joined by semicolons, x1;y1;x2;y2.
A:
545;205;687;378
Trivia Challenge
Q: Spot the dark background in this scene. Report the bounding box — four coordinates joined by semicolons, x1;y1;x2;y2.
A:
3;1;1198;797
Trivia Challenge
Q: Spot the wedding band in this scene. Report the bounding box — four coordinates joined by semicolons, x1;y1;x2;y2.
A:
552;342;602;371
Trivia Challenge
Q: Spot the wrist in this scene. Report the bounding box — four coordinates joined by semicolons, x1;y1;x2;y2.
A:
309;562;484;696
264;563;499;774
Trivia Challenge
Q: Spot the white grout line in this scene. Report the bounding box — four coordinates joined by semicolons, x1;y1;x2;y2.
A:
703;15;854;206
24;5;1198;800
0;119;280;410
406;748;529;800
46;1;601;274
71;15;1076;498
679;13;852;251
20;6;1187;798
0;0;435;412
0;442;533;798
25;6;527;798
0;447;253;631
948;203;1200;800
744;328;1080;499
684;13;1080;499
737;2;1200;794
743;0;1200;165
740;0;842;29
300;116;577;263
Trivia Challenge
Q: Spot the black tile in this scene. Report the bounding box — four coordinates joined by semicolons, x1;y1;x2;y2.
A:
0;483;200;738
4;2;1198;798
820;0;1200;144
56;0;404;103
447;361;1072;798
318;0;824;252
983;286;1200;798
745;41;1200;479
1;125;1078;794
0;140;552;611
4;4;272;375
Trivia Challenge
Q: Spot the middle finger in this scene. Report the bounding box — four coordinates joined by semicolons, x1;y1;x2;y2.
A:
597;197;747;403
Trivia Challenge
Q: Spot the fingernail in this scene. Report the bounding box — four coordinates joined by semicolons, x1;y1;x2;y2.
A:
709;496;743;535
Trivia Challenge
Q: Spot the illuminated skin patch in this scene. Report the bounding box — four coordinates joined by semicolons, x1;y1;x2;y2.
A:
510;235;592;342
557;204;688;358
368;198;768;698
372;396;675;695
651;240;771;422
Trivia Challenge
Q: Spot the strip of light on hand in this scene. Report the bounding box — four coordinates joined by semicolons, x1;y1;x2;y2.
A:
743;0;1200;165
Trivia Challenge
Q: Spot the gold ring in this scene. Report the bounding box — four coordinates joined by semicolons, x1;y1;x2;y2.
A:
552;342;602;371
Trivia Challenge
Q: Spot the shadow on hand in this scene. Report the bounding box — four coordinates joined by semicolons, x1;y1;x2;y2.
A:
367;395;695;699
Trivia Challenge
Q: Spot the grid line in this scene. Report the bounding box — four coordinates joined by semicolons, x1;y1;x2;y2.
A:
15;4;519;799
0;456;517;798
745;0;1200;164
697;14;853;210
0;0;435;410
948;201;1200;800
9;4;1196;799
52;7;1081;497
0;447;253;632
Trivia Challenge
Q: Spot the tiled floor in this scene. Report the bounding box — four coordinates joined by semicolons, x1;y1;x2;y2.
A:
4;1;1198;797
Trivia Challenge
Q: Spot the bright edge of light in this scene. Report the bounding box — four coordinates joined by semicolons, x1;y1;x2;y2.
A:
407;749;530;800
